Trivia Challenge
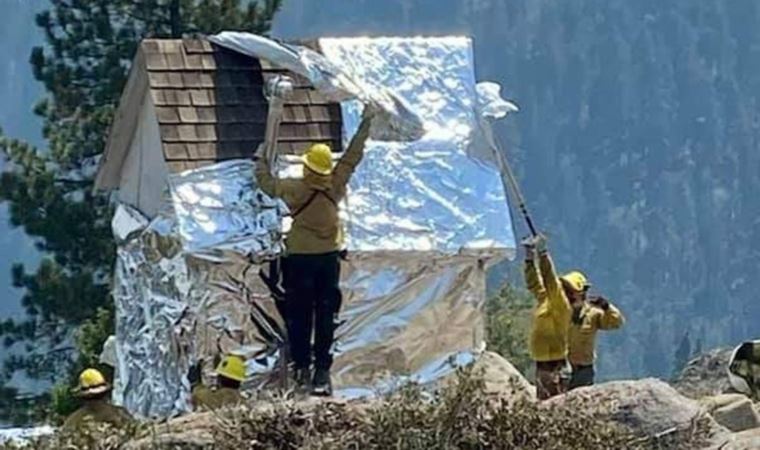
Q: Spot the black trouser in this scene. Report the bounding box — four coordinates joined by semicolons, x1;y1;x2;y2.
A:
283;252;341;371
569;364;595;389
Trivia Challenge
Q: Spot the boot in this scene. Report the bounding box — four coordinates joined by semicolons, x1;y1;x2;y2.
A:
311;368;332;396
293;367;311;391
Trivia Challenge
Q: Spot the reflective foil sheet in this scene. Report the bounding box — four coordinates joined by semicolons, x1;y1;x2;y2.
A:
112;162;290;418
111;36;517;419
209;31;425;142
111;204;194;418
167;160;287;262
333;253;488;397
319;37;516;255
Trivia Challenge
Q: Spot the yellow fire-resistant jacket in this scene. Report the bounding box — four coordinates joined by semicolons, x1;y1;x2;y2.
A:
525;252;572;362
191;385;243;411
61;399;133;431
255;117;371;255
568;302;624;366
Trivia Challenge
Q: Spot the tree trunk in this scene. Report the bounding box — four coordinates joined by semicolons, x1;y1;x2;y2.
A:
169;0;182;38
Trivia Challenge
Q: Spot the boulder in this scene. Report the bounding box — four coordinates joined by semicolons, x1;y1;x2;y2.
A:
720;428;760;450
431;352;535;405
700;394;760;432
545;378;730;446
125;412;217;449
468;351;535;402
672;348;734;399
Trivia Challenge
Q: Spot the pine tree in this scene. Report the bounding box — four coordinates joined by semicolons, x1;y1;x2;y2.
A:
486;284;534;377
0;0;281;422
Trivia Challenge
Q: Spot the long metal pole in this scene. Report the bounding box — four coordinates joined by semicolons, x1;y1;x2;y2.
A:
493;136;538;237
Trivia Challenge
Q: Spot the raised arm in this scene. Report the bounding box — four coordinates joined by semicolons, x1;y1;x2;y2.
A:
597;303;625;330
255;145;278;197
333;109;373;188
538;250;571;315
525;257;547;304
254;144;297;205
538;251;562;299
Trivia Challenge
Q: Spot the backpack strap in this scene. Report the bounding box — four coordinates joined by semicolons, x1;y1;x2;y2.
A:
290;190;320;218
317;190;337;207
291;190;337;218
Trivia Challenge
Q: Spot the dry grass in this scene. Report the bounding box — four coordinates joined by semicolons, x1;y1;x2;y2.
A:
2;369;717;450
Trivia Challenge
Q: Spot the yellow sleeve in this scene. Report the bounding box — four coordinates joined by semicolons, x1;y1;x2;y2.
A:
524;258;547;304
597;304;624;330
255;155;278;197
254;157;298;207
538;251;571;315
333;115;371;189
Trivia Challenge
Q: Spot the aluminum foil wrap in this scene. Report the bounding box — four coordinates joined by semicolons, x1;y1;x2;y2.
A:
209;32;425;141
168;160;287;262
319;37;515;255
111;36;517;418
111;161;290;418
111;204;194;418
333;254;488;397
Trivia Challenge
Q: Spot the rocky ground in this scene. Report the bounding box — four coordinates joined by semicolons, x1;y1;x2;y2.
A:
3;350;758;449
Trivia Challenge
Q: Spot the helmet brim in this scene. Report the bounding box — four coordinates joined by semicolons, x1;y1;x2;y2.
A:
217;371;245;383
77;383;111;398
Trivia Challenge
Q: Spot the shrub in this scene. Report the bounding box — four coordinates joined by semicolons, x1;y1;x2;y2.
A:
486;284;534;378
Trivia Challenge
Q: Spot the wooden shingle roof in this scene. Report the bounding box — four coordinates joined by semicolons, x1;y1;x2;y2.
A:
142;39;343;173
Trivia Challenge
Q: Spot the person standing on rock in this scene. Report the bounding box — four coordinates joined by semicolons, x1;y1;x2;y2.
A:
256;107;376;396
523;234;572;400
563;272;624;389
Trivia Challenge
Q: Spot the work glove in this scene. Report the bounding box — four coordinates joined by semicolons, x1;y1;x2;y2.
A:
363;103;381;120
589;296;610;311
253;142;266;159
534;233;548;253
522;233;547;252
521;236;536;260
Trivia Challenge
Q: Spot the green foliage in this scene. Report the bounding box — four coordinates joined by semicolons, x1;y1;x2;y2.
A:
48;307;115;421
0;0;282;424
50;383;80;423
0;386;47;427
485;284;534;378
75;308;115;374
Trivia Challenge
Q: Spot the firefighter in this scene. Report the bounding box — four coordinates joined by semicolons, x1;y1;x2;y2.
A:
255;106;376;396
191;354;245;410
523;234;572;400
562;271;624;389
62;368;132;430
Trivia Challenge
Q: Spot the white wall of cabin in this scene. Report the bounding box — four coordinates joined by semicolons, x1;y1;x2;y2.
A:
117;91;169;218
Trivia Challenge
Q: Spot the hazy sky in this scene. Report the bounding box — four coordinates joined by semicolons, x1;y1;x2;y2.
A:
0;0;45;318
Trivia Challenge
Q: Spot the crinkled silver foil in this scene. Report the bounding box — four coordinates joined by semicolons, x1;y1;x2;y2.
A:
209;32;425;142
111;36;517;419
319;37;516;255
333;253;488;398
111;204;194;419
167;160;287;262
112;161;290;418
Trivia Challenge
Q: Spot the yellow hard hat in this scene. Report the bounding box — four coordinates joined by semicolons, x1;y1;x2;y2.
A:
77;368;110;397
561;271;590;293
216;355;246;382
303;143;333;175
